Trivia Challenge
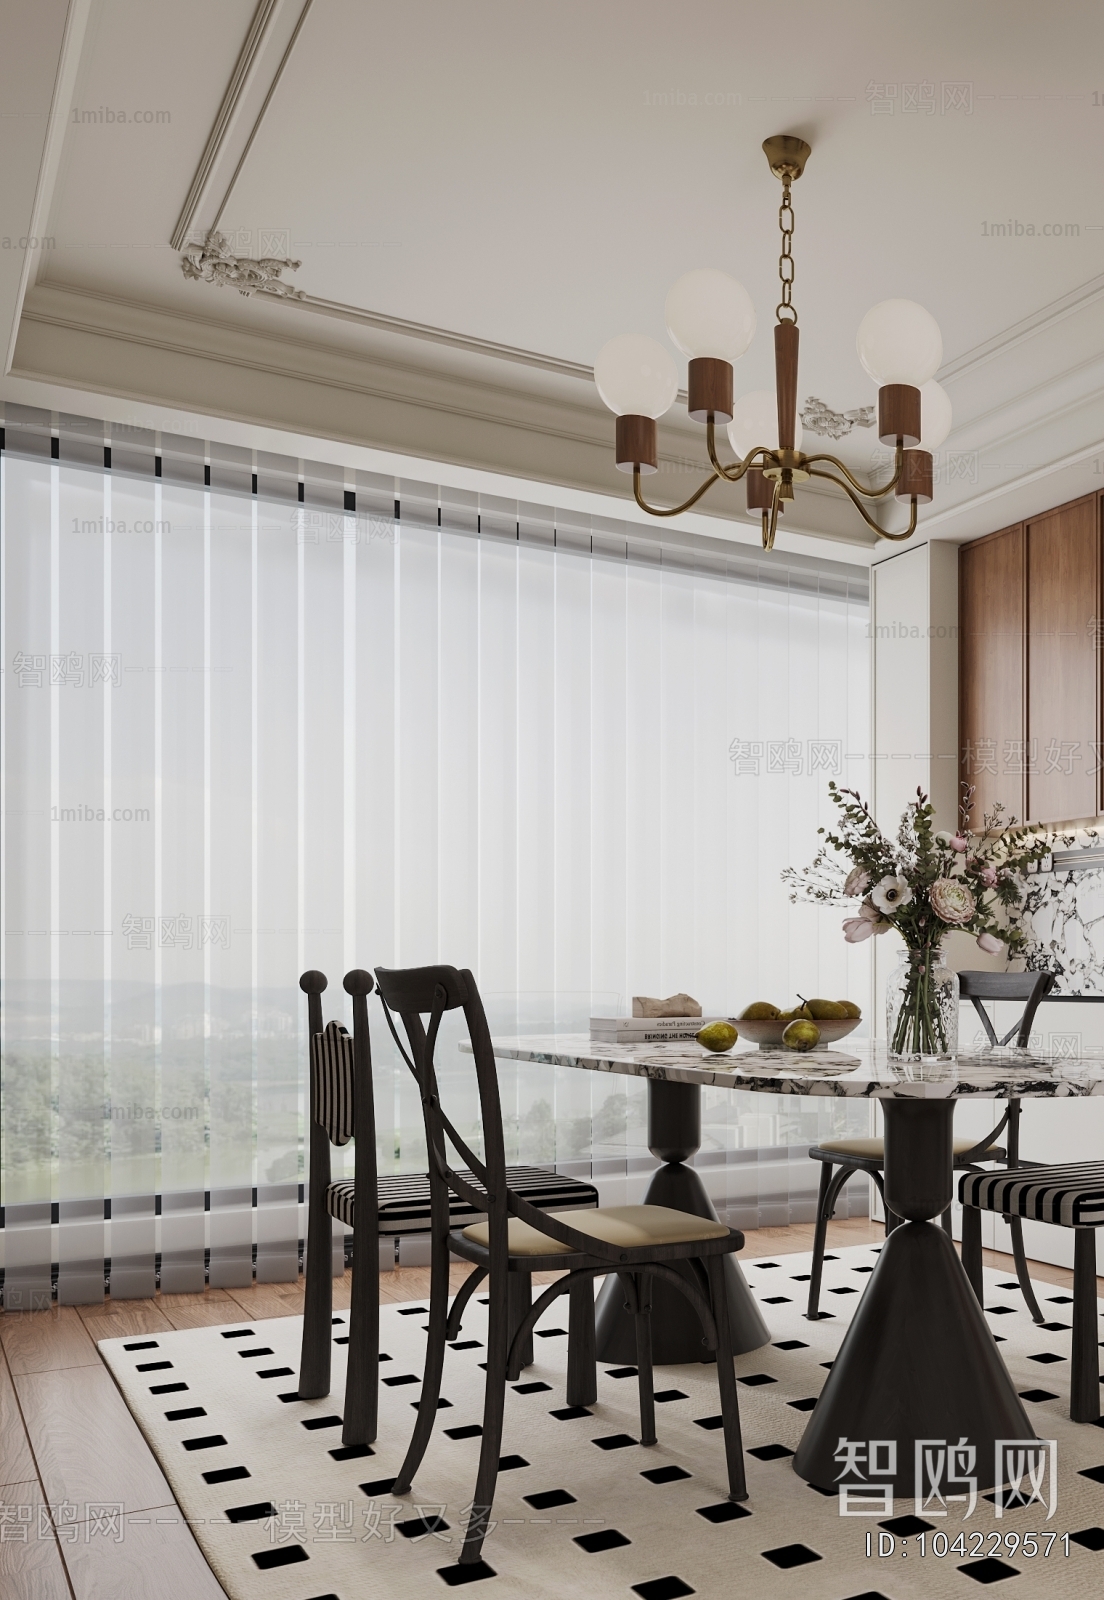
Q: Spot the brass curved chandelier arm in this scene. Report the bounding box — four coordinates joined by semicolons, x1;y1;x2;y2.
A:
807;466;919;542
801;447;904;499
705;421;770;483
763;476;783;551
632;465;723;518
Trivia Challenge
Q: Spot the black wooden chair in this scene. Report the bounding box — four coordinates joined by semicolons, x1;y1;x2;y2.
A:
961;1162;1102;1422
298;968;601;1445
298;969;380;1447
805;970;1056;1322
373;962;748;1573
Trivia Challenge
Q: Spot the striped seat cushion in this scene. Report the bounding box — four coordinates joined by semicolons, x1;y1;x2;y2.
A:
311;1022;354;1146
959;1162;1104;1228
325;1165;599;1234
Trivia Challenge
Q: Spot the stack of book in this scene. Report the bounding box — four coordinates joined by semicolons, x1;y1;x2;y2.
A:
589;1016;729;1045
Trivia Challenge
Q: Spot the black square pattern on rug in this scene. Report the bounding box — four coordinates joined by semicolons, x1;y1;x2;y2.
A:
773;1340;808;1351
997;1281;1021;1290
165;1407;206;1421
1047;1294;1074;1303
852;1265;875;1273
631;1578;695;1600
251;1546;308;1570
149;1382;187;1395
738;1373;776;1387
397;1305;428;1315
203;1466;249;1485
396;1514;450;1539
574;1528;631;1553
360;1478;397;1496
183;1435;227;1451
444;1424;483;1440
880;1514;935;1536
986;1306;1016;1315
693;1415;723;1431
696;1501;751;1524
642;1465;691;1484
607;1366;638;1378
278;1392;300;1403
225;1502;277;1524
1079;1464;1104;1485
593;1433;638;1450
535;1328;567;1338
1028;1352;1065;1363
449;1340;482;1351
789;1273;811;1281
787;1397;818;1412
1019;1389;1058;1402
747;1444;793;1461
654;1389;688;1403
383;1373;419;1386
523;1489;577;1511
759;1296;791;1305
238;1347;274;1359
258;1368;294;1379
549;1406;592;1421
1039;1321;1071;1332
437;1558;497;1586
842;1593;893;1600
498;1455;529;1471
513;1382;552;1394
124;1340;159;1351
829;1286;859;1295
761;1543;822;1569
957;1556;1020;1584
1070;1527;1104;1551
329;1444;373;1461
136;1361;172;1372
755;1261;780;1268
409;1398;452;1411
333;1336;349;1345
221;1329;254;1339
301;1415;342;1430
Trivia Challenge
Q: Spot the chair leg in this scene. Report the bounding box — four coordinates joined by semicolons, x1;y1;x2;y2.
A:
298;1211;333;1400
705;1252;747;1502
507;1269;534;1376
961;1205;984;1307
392;1229;451;1495
1070;1228;1100;1424
631;1274;656;1448
460;1255;509;1565
566;1276;597;1407
1008;1216;1046;1325
342;1217;379;1446
807;1163;850;1320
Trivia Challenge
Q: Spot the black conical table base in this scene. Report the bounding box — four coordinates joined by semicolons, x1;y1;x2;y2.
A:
593;1078;770;1363
793;1098;1036;1494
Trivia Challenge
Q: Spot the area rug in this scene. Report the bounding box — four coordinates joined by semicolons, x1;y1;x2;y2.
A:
97;1246;1104;1599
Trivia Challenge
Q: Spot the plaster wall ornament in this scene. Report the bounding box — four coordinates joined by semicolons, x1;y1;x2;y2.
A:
632;993;703;1018
181;230;304;298
799;396;877;440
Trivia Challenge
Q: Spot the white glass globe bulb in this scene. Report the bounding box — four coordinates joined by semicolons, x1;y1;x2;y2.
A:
856;299;943;387
919;379;953;451
664;269;757;361
726;389;803;457
594;334;678;418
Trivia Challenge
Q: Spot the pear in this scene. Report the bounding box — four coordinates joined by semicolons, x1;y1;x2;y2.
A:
806;998;847;1020
697;1021;738;1053
739;1001;781;1021
837;1000;862;1019
782;1019;821;1052
778;1003;812;1024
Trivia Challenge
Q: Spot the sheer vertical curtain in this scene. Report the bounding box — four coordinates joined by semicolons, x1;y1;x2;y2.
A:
0;411;871;1307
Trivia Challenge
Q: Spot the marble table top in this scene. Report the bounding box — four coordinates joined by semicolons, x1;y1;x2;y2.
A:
474;1034;1104;1100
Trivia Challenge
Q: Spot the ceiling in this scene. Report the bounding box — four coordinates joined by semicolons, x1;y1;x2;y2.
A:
4;0;1104;561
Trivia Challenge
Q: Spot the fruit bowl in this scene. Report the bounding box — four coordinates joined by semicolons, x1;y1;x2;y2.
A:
736;1016;862;1050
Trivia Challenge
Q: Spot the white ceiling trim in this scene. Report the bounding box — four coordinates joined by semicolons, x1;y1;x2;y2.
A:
939;267;1104;386
169;0;310;252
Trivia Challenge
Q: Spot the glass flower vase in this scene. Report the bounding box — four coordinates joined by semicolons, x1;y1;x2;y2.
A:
886;947;959;1061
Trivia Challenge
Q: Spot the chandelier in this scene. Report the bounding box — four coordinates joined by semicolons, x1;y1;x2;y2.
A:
593;136;952;549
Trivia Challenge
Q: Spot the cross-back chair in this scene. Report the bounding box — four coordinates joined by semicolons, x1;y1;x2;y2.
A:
805;970;1056;1324
373;962;749;1573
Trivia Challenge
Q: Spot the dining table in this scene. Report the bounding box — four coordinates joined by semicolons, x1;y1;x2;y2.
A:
480;1032;1104;1492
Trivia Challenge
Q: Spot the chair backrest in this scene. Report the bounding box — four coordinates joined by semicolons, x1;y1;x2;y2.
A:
957;969;1055;1048
373;964;617;1263
311;1022;355;1145
298;966;377;1174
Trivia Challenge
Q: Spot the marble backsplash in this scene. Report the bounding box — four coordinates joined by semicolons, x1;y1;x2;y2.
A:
1021;828;1104;995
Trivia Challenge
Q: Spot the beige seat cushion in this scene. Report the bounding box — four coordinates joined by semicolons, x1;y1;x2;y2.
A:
818;1136;997;1161
461;1204;730;1258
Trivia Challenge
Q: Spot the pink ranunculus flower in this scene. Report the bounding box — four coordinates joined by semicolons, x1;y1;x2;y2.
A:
978;866;999;888
842;916;877;943
976;931;1005;955
843;865;871;898
930;877;976;924
949;834;968;852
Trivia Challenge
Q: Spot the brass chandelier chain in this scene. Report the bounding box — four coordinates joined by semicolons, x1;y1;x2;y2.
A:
776;176;796;324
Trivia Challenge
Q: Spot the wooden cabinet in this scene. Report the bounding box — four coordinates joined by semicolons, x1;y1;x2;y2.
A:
959;524;1025;824
959;493;1102;827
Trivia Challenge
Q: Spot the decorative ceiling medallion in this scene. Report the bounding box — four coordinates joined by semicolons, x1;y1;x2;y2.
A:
181;230;304;298
800;397;876;441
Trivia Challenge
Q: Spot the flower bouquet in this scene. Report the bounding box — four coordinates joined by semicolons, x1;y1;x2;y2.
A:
782;783;1050;1059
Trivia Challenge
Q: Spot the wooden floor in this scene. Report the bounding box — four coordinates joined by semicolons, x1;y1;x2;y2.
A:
0;1218;1095;1599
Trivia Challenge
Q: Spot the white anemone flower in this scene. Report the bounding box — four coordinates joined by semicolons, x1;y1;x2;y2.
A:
870;874;913;913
